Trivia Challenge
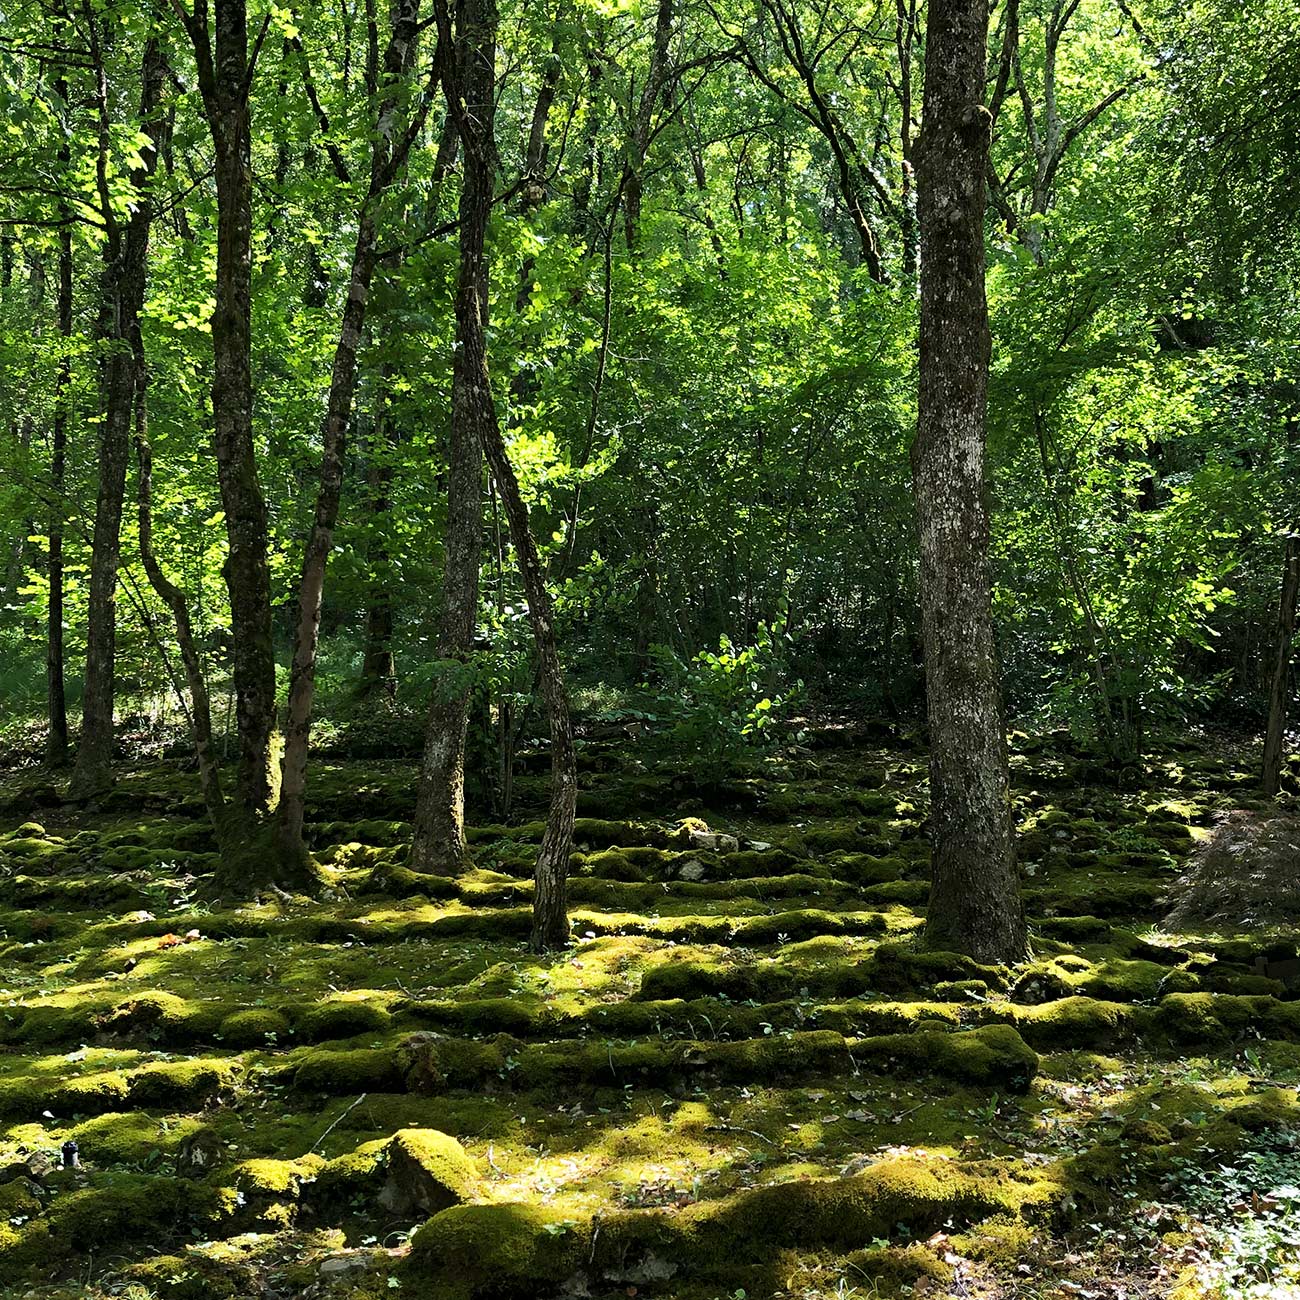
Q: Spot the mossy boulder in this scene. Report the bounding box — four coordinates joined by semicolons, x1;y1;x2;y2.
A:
125;1058;239;1108
218;1007;292;1046
379;1129;479;1215
297;998;392;1042
409;1202;587;1293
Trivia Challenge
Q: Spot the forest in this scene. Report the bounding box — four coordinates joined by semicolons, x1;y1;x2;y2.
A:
0;0;1298;1296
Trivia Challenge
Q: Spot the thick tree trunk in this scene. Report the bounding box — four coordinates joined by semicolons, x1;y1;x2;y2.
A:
69;37;166;800
204;1;279;825
46;99;72;769
411;386;483;873
431;0;577;950
134;359;227;830
1262;531;1299;796
275;0;422;863
911;0;1025;963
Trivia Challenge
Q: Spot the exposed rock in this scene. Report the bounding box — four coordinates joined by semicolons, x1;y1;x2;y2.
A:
686;829;740;853
676;858;708;882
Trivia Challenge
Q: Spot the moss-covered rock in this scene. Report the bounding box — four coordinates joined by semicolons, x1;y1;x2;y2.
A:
297;998;392;1042
218;1007;292;1046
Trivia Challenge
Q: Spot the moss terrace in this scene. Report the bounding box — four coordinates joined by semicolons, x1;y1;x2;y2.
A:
1;727;1298;1299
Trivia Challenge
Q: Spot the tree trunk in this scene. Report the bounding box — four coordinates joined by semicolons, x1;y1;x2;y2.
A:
275;0;423;864
413;51;564;874
207;0;279;824
357;393;398;699
46;92;72;769
134;358;227;830
432;0;577;950
1263;531;1299;796
69;36;166;800
911;0;1025;963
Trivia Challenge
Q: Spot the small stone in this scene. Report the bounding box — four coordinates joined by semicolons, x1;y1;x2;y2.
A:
676;859;708;882
320;1256;366;1274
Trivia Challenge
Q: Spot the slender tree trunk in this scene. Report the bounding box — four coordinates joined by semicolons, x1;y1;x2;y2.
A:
46;94;73;768
1263;531;1300;796
413;53;564;873
134;358;227;829
275;0;423;863
70;36;166;800
623;0;674;251
358;125;459;700
432;0;577;950
911;0;1025;963
357;386;398;698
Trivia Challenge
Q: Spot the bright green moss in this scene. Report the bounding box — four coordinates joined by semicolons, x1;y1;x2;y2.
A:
218;1007;292;1046
1014;997;1139;1050
96;991;227;1044
126;1058;239;1108
293;1046;405;1093
409;1202;588;1291
297;998;392;1042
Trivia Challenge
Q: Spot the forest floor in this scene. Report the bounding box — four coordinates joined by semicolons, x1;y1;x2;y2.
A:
1;724;1299;1300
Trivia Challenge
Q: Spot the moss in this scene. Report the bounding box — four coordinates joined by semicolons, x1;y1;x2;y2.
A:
297;998;392;1042
1014;997;1139;1050
380;1128;479;1214
293;1046;406;1093
408;1202;587;1292
843;1242;955;1289
0;1068;130;1118
126;1058;239;1108
124;1253;241;1300
408;1155;1061;1295
1153;992;1300;1044
854;1025;1038;1092
46;1171;218;1249
218;1007;292;1046
95;991;226;1044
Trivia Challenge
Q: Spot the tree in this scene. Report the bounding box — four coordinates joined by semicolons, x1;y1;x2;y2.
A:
69;28;166;799
432;0;577;951
170;0;280;832
911;0;1026;963
274;0;438;864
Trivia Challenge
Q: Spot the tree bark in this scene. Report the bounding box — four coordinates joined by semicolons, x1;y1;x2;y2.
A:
189;0;280;824
275;0;426;863
1263;529;1299;796
46;164;72;767
1263;414;1300;796
134;358;227;829
911;0;1025;963
69;35;166;800
431;0;577;950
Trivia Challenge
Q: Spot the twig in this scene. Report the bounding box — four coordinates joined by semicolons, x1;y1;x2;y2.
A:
310;1093;369;1153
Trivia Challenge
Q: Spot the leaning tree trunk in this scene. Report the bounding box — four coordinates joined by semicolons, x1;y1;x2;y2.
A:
911;0;1026;963
70;37;166;800
1263;529;1300;796
432;0;576;950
